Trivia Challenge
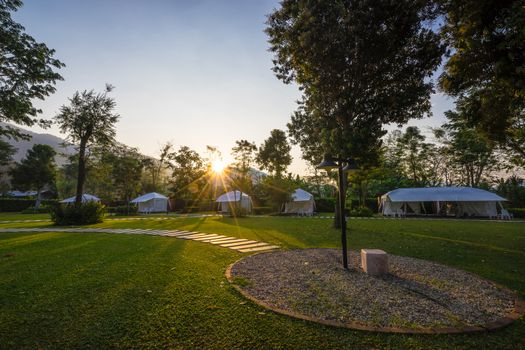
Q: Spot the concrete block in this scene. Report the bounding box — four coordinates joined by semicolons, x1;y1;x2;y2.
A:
361;249;388;275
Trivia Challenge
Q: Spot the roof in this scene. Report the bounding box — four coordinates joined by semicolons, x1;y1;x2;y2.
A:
60;194;100;203
131;192;168;203
216;191;250;203
383;187;506;202
290;188;314;202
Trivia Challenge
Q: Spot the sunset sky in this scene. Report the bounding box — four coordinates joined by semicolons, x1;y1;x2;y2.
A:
14;0;454;175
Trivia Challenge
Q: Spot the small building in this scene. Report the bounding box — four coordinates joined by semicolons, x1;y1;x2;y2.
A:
380;187;506;218
283;189;315;216
130;192;169;213
216;191;252;214
60;194;101;204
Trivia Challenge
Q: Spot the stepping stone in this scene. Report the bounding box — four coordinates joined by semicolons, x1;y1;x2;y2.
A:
190;234;223;241
219;240;257;248
208;237;245;244
209;238;248;245
238;245;279;253
178;233;210;240
160;231;190;236
229;242;272;250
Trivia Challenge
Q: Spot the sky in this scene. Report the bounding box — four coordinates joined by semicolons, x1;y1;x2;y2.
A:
13;0;454;175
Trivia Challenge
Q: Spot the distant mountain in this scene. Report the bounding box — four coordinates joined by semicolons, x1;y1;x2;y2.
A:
0;123;75;165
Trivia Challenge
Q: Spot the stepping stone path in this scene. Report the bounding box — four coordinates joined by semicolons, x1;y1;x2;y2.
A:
0;228;279;253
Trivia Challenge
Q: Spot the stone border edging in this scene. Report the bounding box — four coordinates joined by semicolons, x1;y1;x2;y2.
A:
225;253;525;334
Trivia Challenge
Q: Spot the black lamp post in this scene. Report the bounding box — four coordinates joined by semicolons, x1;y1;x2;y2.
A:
317;154;358;269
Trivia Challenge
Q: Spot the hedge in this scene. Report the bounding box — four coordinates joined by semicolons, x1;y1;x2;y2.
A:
51;202;106;225
509;208;525;218
253;207;273;215
0;198;58;212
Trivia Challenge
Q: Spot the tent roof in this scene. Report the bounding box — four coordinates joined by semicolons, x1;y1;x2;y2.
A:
216;191;250;203
383;187;506;202
290;188;314;202
131;192;168;203
60;194;100;203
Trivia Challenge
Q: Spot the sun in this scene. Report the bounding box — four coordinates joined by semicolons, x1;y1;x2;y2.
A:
211;159;227;174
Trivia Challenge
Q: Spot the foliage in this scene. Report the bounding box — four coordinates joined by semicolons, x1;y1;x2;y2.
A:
268;0;444;169
231;140;257;194
104;145;143;204
314;197;336;213
50;201;105;225
496;176;525;208
439;0;525;164
168;146;205;200
508;208;525;218
256;129;291;178
0;0;64;139
142;142;173;193
255;175;295;211
252;206;273;215
0;198;57;212
0;139;16;166
54;85;119;206
349;206;373;217
20;206;51;214
107;205;138;216
9;144;57;208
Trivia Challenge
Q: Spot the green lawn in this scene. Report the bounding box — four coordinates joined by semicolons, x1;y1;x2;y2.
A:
0;215;524;349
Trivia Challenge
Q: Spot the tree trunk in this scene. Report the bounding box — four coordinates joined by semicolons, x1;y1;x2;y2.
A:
75;140;88;207
35;189;42;210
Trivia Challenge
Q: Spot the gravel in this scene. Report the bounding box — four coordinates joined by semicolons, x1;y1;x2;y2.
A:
230;249;518;330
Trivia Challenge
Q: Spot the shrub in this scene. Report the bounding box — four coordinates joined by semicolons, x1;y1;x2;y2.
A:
315;198;336;212
349;206;373;217
51;201;106;225
253;206;273;215
228;206;248;218
0;198;58;212
509;208;525;218
181;206;199;213
21;206;51;214
107;205;138;216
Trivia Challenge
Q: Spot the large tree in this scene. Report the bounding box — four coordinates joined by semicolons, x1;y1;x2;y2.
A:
268;0;444;168
169;146;205;200
0;0;64;139
439;0;525;165
9;144;56;208
54;85;119;206
231;140;257;193
256;129;292;178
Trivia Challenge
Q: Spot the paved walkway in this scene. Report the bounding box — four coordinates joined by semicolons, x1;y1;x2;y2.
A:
0;228;279;253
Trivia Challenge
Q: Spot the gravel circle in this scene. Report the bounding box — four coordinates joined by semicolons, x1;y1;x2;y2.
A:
228;249;523;333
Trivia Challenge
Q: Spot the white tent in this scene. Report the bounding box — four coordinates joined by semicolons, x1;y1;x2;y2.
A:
60;194;100;204
380;187;506;218
130;192;169;213
216;191;252;213
284;189;315;216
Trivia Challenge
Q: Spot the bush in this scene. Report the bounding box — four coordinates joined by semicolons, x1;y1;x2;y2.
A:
228;206;248;218
315;198;336;212
253;206;273;215
181;206;199;213
349;206;373;217
107;205;138;216
21;206;52;214
509;208;525;218
0;198;58;212
51;201;106;225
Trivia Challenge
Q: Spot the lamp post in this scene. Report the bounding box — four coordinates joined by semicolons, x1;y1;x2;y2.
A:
317;155;358;269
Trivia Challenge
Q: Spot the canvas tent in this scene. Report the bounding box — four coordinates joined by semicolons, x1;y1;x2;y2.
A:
284;189;315;215
216;191;252;213
130;192;169;213
380;187;506;218
60;194;100;204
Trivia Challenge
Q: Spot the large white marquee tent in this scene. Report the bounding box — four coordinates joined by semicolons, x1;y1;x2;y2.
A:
60;194;100;204
283;189;315;215
130;192;169;213
216;191;252;213
380;187;506;218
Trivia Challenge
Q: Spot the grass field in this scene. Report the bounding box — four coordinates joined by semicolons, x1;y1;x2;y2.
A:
0;213;524;349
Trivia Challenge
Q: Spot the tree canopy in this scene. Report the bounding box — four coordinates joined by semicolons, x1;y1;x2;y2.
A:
0;0;64;139
9;143;56;208
267;0;444;165
54;85;119;205
256;129;292;178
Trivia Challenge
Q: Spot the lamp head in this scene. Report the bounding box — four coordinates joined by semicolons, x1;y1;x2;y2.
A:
316;154;338;171
342;158;358;173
